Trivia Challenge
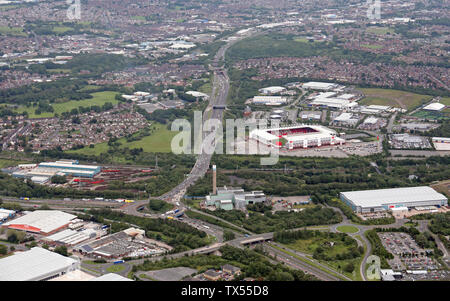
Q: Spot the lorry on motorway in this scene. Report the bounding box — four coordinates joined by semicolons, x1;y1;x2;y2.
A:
94;197;104;201
175;212;184;218
165;210;174;215
20;197;30;201
144;213;152;217
101;225;109;229
174;209;180;214
113;260;124;264
63;198;71;201
203;225;210;229
167;216;174;220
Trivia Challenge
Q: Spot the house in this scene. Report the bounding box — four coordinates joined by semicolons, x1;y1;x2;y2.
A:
222;264;241;276
203;269;221;281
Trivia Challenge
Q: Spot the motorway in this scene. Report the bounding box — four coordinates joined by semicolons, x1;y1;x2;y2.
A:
74;30;367;281
5;29;446;282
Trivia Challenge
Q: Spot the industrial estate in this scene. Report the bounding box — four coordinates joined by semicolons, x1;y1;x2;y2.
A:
0;0;449;288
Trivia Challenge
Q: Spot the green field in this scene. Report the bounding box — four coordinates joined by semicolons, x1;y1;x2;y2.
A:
362;44;383;50
52;26;73;34
198;82;212;95
293;37;321;43
336;225;359;234
14;91;119;118
411;110;449;121
0;5;18;11
0;159;29;168
77;85;102;92
366;27;395;35
47;69;71;74
284;235;362;280
132;16;146;21
106;264;126;273
358;88;433;111
442;97;450;114
286;236;351;257
68;123;179;155
0;26;26;36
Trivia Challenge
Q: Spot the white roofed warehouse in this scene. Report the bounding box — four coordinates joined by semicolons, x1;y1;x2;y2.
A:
340;186;448;213
2;210;77;236
0;247;80;281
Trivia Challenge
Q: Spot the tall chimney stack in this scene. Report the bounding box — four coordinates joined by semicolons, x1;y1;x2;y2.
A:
212;165;217;195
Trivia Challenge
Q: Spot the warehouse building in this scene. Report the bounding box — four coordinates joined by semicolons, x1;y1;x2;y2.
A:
0;247;80;281
432;137;450;151
0;208;16;223
258;86;287;95
332;113;359;127
2;210;77;236
422;103;446;112
12;160;101;182
42;228;98;246
302;82;340;91
252;96;288;106
340;186;448;213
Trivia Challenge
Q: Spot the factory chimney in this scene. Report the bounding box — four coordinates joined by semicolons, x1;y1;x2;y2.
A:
212;165;217;195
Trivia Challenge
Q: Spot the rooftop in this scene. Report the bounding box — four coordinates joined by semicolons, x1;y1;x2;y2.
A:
3;210;76;234
0;247;78;281
341;186;447;208
423;103;445;111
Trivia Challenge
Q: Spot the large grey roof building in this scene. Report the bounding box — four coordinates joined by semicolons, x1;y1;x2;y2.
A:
340;186;448;213
0;247;80;281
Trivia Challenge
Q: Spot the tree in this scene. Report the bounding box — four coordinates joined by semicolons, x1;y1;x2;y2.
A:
38;204;51;210
54;246;68;257
344;262;355;273
0;245;7;255
223;230;235;241
51;175;67;184
6;230;21;243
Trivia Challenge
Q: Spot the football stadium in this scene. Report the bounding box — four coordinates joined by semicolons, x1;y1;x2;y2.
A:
249;124;345;149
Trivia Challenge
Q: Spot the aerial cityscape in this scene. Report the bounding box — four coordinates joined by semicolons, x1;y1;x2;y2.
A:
0;0;449;289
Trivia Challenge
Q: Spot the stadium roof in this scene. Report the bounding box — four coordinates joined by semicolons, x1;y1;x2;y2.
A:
341;186;447;208
250;125;341;143
3;210;76;234
0;247;77;281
